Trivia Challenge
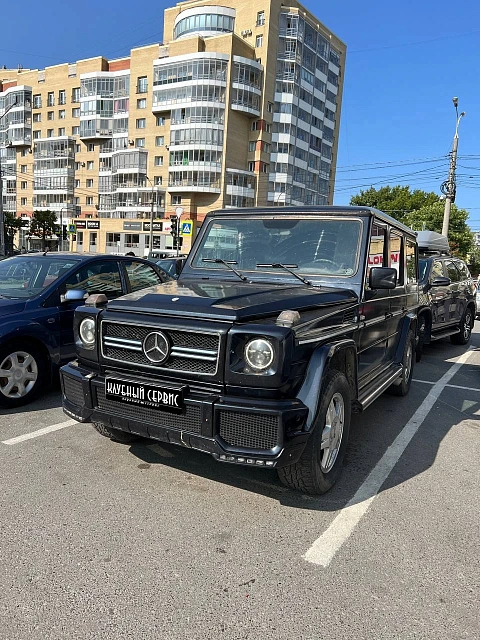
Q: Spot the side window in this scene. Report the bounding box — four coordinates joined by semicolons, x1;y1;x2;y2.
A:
445;260;460;283
64;261;123;299
366;220;387;288
124;261;165;292
405;238;417;285
389;231;404;285
430;260;444;281
455;260;469;280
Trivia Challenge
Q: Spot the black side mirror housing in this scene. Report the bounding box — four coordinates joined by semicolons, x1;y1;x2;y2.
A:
369;267;397;290
431;276;451;287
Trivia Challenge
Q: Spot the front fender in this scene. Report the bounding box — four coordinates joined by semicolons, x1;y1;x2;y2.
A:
394;312;416;363
0;318;59;358
297;339;357;431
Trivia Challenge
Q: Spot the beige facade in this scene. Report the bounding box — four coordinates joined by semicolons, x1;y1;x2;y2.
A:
0;0;345;257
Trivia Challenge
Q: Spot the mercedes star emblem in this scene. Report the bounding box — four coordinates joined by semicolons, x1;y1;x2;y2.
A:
143;331;170;364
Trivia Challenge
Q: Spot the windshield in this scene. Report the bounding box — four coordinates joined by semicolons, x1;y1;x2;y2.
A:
0;256;80;299
192;217;363;277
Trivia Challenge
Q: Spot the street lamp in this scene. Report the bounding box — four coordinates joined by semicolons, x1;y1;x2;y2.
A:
441;97;466;237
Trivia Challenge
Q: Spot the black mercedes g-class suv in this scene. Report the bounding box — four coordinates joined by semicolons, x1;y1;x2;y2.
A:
61;207;419;494
415;231;476;360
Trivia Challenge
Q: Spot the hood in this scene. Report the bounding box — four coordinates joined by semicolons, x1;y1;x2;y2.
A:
107;279;358;322
0;297;27;318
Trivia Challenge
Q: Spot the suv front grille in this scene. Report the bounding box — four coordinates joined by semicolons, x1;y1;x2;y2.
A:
101;321;220;376
218;410;280;451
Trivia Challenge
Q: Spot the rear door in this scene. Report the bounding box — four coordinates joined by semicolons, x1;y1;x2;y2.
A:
429;259;451;330
385;229;407;362
444;260;462;324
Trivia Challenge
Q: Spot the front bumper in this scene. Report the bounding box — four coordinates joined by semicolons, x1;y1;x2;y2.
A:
60;362;309;468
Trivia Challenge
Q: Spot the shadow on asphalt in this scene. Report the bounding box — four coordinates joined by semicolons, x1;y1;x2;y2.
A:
129;335;480;511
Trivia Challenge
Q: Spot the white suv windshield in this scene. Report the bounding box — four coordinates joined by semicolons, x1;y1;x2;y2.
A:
192;217;362;276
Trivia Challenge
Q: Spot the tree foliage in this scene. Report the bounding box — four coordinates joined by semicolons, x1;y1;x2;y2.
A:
350;186;439;223
403;203;474;259
29;210;58;251
3;212;29;255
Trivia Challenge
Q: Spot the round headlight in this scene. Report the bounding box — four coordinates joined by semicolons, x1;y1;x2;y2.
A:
244;338;274;371
79;317;96;347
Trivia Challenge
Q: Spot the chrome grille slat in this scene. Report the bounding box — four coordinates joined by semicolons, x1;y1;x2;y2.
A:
101;320;221;376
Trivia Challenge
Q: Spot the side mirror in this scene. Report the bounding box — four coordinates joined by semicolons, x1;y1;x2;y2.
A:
431;276;451;287
61;289;87;303
369;267;397;290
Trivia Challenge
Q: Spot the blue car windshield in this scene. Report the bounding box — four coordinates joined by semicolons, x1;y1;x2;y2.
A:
0;256;80;298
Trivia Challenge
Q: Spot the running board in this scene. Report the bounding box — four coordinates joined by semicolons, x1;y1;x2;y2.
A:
357;365;403;411
430;327;459;341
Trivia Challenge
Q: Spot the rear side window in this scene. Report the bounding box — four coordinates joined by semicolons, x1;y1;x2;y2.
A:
406;238;417;284
455;260;470;280
125;261;164;291
366;220;387;288
445;260;460;283
389;231;404;285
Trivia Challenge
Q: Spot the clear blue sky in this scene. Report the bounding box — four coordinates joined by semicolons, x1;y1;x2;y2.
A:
2;0;479;228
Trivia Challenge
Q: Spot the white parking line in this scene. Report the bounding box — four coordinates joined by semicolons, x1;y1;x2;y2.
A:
1;419;78;446
413;379;480;393
303;347;476;568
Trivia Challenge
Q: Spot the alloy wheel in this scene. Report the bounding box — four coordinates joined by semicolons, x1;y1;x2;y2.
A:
0;351;38;399
320;392;345;473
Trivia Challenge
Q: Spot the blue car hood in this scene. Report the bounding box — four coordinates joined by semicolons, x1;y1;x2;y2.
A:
0;297;27;317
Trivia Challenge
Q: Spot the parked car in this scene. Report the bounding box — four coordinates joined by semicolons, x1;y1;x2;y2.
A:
154;256;188;279
61;206;419;495
0;253;171;408
416;231;476;360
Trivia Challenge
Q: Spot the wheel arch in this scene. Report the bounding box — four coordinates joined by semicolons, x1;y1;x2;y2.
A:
0;335;52;382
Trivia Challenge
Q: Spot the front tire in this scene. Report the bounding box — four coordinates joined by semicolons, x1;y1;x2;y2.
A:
0;341;46;408
278;370;351;495
93;421;140;444
388;330;415;396
450;307;473;345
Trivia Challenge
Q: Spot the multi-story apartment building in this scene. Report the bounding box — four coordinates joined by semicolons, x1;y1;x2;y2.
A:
0;0;345;256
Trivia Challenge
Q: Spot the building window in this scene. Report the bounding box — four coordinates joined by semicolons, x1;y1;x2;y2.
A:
248;161;255;172
155;135;164;146
72;126;80;135
255;35;263;48
257;11;265;26
58;90;66;105
21;165;27;173
21;149;29;157
21;198;28;206
86;197;94;206
58;128;66;136
47;92;55;106
72;87;81;102
75;179;80;188
33;113;42;123
75;144;81;152
137;76;148;93
156;116;165;126
47;111;54;120
135;138;145;148
88;143;94;152
33;94;42;108
136;118;146;129
256;58;262;65
154;156;163;166
262;162;269;173
265;123;271;133
86;179;94;188
59;110;66;119
33;130;41;140
72;107;80;117
172;195;182;205
47;129;54;137
267;102;273;113
249;141;256;152
87;161;94;170
154;176;162;186
21;181;28;189
137;98;147;109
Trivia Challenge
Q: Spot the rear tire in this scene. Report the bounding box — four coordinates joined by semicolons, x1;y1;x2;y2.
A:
93;421;140;444
278;370;351;495
0;341;47;409
388;330;415;396
450;307;473;345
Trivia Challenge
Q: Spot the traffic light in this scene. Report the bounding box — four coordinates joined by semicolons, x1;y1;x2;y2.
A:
173;236;183;250
170;215;179;237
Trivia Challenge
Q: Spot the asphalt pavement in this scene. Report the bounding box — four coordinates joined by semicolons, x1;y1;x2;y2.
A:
1;327;479;640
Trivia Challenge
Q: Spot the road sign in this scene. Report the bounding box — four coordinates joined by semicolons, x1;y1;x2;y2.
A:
180;220;193;236
68;224;76;234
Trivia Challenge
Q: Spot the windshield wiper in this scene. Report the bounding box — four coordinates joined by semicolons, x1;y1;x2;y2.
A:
257;263;313;286
202;258;248;282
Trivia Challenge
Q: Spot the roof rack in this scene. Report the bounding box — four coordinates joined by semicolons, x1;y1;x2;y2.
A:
416;230;450;256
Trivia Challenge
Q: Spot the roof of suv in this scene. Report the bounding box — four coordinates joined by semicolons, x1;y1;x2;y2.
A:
207;206;417;237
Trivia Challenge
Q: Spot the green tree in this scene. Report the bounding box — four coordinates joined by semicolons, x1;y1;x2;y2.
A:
403;202;474;259
3;212;29;255
350;186;439;223
29;210;58;251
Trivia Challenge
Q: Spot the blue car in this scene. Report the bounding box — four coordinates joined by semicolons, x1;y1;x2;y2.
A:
0;252;170;408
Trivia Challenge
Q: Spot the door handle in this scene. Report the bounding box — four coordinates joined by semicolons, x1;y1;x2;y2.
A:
385;312;393;319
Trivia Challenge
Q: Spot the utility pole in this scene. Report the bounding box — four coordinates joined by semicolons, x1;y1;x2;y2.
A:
0;99;17;257
441;97;466;238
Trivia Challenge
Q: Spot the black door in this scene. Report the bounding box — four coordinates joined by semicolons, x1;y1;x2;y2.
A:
429;259;451;331
444;259;463;324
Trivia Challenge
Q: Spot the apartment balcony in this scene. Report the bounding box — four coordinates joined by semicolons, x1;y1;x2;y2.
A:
79;127;113;140
168;179;220;194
